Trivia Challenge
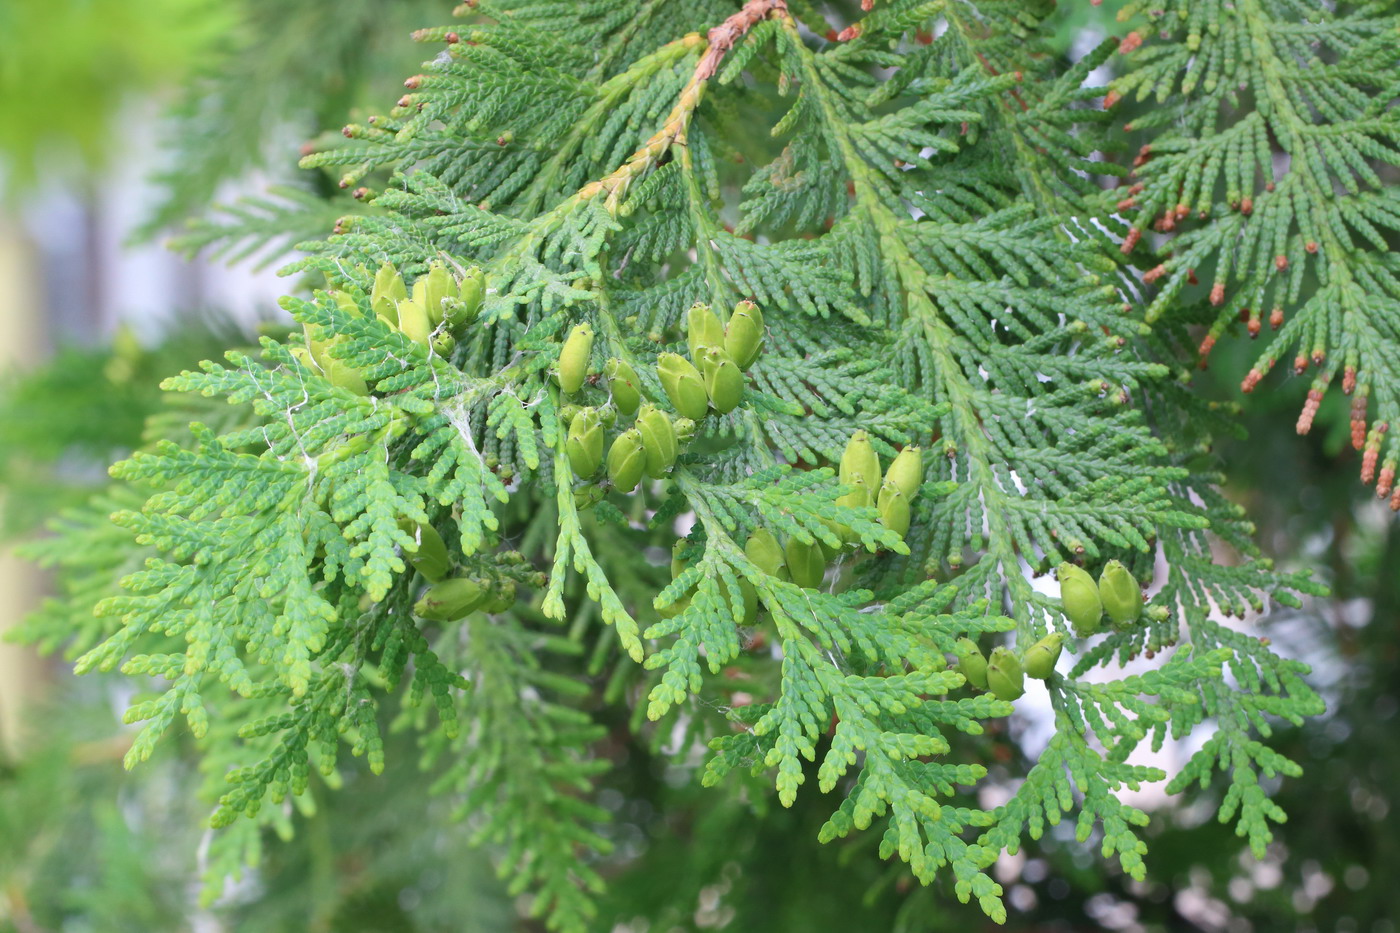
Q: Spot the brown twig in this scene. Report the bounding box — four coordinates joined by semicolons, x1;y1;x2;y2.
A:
579;0;788;209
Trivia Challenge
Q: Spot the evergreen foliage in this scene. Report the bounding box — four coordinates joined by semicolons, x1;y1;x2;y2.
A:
19;1;1380;928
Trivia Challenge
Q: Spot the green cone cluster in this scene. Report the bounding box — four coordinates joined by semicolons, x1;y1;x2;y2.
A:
1055;559;1146;635
956;631;1068;700
562;300;768;507
659;300;763;419
835;431;922;546
298;261;484;395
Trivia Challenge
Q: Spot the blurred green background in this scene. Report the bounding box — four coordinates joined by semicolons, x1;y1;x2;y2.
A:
1;1;1396;931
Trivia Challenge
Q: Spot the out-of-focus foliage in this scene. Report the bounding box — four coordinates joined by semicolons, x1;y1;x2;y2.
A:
0;0;234;193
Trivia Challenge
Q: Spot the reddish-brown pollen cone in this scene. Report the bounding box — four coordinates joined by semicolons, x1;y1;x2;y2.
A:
1119;31;1143;53
1209;282;1225;305
1297;389;1324;434
1120;228;1141;255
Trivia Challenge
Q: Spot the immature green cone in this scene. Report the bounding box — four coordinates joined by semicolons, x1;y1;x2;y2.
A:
607;428;646;492
480;579;517;613
955;638;988;690
573;483;606;511
840;430;882;493
719;576;760;626
324;358;370;396
421;262;456;325
686;302;725;359
670;539;690;578
724;300;764;369
431;332;456;357
395;298;431;346
701;347;744;414
1057;562;1104;636
831;474;870;545
745;527;788;580
784;537;826;589
331;289;363;319
565;409;603;478
986;647;1025;701
673;417;697;444
397;519;451;583
557;323;594;394
1099;559;1144;630
636;404;678;477
876;479;910;539
445;267;484;329
414;576;486;621
1023;632;1065;680
657;353;709;420
885;446;924;500
603;358;641;415
371;261;406;324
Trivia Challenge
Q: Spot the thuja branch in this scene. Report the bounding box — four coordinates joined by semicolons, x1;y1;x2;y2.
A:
580;0;788;210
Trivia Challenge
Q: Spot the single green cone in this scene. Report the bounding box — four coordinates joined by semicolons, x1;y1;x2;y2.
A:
987;646;1025;701
885;446;924;500
784;537;826;589
686;302;725;359
673;417;697;444
701;347;744;414
446;267;484;329
421;262;456;325
565;409;604;478
1057;562;1104;636
876;478;910;539
745;528;788;580
657;353;710;420
603;358;641;415
395;298;431;346
636;404;678;477
956;638;989;690
724;300;764;369
414;576;486;621
840;430;882;494
557;323;594;394
607;427;646;492
398;519;451;583
371;261;406;324
1099;559;1144;630
1023;632;1065;680
573;483;606;511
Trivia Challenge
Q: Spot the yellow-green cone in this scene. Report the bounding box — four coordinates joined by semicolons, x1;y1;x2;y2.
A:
421;262;456;325
1023;632;1064;680
446;267;484;329
325;358;370;396
398;519;451;582
784;537;826;589
686;302;725;360
395;298;431;346
701;347;744;414
876;478;910;539
566;409;604;478
607;427;646;492
657;352;709;420
636;404;678;478
673;417;697;444
745;527;787;580
724;300;764;369
1057;562;1104;636
1099;559;1143;630
986;646;1025;701
414;577;486;621
885;446;924;500
956;638;988;690
371;261;406;324
557;323;594;394
840;430;882;494
603;357;641;415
